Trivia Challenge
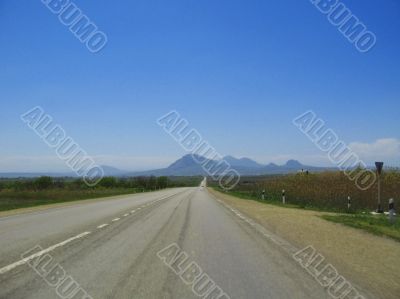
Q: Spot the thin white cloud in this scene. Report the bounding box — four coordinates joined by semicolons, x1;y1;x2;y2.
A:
0;155;176;172
1;139;398;172
0;156;67;172
252;138;400;167
93;155;176;171
349;138;400;166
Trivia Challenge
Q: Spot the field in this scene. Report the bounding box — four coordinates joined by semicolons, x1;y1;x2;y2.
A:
210;170;400;240
210;170;400;212
0;176;202;211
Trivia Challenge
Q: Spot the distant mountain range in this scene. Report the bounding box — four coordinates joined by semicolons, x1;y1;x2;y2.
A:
0;155;333;178
125;154;330;177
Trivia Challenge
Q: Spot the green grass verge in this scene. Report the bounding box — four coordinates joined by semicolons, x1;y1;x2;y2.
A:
0;188;148;211
321;214;400;242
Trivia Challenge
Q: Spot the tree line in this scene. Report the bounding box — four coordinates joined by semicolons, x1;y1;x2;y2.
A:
0;176;202;192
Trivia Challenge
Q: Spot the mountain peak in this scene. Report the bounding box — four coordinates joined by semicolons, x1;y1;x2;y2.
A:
223;156;264;168
284;159;303;168
167;154;208;170
99;165;127;176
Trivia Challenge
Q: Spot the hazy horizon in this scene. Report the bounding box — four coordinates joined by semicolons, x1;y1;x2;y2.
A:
0;150;398;173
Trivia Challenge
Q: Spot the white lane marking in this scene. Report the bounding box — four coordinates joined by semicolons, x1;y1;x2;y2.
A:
125;192;176;216
123;213;129;217
97;224;109;229
112;218;120;222
0;232;91;275
215;198;297;252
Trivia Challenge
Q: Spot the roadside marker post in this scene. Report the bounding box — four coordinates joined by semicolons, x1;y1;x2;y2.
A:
282;190;286;204
261;190;265;200
375;162;384;213
389;198;395;224
347;196;351;211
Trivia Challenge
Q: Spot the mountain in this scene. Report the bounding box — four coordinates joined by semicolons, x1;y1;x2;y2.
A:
126;155;210;177
128;155;328;177
167;154;206;170
100;165;128;176
223;156;264;168
0;165;127;178
0;172;70;178
284;159;304;169
0;156;332;178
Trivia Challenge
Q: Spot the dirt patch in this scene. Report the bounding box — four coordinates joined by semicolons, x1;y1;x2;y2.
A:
209;188;400;299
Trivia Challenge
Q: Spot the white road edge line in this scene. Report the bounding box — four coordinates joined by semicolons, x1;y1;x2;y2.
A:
0;232;91;275
123;213;129;217
216;198;295;250
112;218;120;222
97;224;109;229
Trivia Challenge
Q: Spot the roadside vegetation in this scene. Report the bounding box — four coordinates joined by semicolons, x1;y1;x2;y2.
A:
211;170;400;212
209;170;400;241
0;176;202;211
321;214;400;242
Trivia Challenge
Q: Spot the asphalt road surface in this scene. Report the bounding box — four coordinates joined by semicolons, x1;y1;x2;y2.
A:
0;183;329;299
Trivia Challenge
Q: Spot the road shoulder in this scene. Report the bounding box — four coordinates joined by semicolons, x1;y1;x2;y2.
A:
0;191;157;218
208;188;400;299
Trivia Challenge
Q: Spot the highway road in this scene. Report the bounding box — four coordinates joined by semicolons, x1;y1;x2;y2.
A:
0;182;329;299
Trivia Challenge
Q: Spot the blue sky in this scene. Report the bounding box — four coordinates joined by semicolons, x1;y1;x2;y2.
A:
1;0;399;171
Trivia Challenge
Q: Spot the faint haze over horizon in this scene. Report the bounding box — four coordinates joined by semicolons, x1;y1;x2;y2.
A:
0;1;399;172
1;144;399;173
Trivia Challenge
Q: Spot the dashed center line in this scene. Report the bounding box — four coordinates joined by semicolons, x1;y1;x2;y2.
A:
0;232;91;275
97;224;109;229
0;194;179;276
